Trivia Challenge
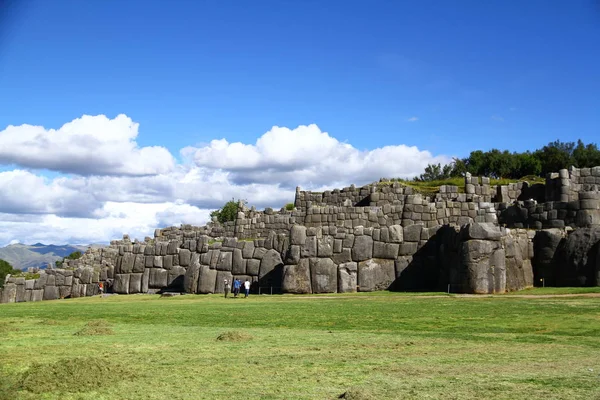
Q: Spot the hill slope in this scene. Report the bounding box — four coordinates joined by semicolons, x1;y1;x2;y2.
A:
0;243;92;270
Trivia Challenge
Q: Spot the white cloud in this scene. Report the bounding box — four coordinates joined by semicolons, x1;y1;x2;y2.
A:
0;116;452;246
0;114;175;176
407;116;419;122
491;115;505;122
185;124;450;188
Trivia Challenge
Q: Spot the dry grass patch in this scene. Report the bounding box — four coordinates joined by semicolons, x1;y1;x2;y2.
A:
74;319;114;336
18;356;135;394
216;330;253;342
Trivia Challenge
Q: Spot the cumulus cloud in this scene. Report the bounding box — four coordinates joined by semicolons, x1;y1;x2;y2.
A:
184;124;450;188
0;116;453;246
0;170;101;217
0;114;175;176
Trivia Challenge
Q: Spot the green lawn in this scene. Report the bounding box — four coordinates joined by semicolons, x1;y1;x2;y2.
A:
1;291;599;400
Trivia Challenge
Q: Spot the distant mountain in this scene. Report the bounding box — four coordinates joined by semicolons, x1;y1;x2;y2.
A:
0;243;101;270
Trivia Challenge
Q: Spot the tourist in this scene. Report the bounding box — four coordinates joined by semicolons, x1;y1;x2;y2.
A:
233;278;241;297
98;281;104;296
224;279;231;298
244;279;251;298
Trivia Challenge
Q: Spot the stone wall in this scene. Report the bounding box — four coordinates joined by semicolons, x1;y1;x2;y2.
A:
3;166;600;303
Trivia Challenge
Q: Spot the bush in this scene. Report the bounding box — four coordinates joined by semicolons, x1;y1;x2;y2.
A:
285;203;294;211
210;199;243;224
0;259;20;288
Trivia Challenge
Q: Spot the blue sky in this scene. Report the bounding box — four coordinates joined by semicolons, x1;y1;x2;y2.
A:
2;0;599;156
0;0;599;245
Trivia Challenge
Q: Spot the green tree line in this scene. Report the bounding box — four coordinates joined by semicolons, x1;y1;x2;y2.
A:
417;139;600;181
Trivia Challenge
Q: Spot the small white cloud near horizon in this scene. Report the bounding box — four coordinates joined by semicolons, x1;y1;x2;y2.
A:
407;116;419;122
491;115;505;122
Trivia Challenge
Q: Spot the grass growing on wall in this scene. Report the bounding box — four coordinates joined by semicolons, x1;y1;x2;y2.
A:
1;290;599;399
377;176;546;196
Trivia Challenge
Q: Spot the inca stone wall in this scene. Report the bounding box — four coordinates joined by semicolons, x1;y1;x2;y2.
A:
2;166;600;303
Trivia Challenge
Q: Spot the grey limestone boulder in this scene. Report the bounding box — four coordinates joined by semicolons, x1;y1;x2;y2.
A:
129;273;143;294
1;283;16;303
464;222;505;241
358;259;395;292
259;249;283;279
388;225;403;243
198;265;217;294
310;257;337;293
216;251;233;271
179;249;192;267
43;285;59;301
282;258;312;294
150;268;168;288
461;240;506;294
113;274;130;294
184;263;200;293
133;254;145;273
557;227;600;286
338;262;357;293
290;225;307;245
232;248;245;274
352;235;373;262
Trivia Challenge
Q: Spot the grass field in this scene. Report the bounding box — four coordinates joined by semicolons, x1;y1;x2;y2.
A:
1;290;599;400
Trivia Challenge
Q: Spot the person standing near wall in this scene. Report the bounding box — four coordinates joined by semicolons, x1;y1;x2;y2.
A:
233;278;241;297
224;279;231;298
244;279;250;298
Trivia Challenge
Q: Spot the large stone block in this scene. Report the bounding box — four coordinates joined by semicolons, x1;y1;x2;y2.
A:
461;240;506;294
1;283;16;303
179;249;192;267
31;289;44;302
352;235;373;262
129;273;143;294
113;274;130;294
388;225;403;243
403;224;422;242
16;283;26;302
149;269;168;288
301;236;317;258
317;236;334;257
357;259;395;292
232;248;245;274
183;260;200;294
242;241;255;258
216;251;233;271
43;285;60;301
142;268;150;293
198;265;217;294
133;254;145;273
246;259;260;276
338;262;357;293
290;225;307;245
464;222;505;241
373;242;399;259
282;259;312;294
309;257;337;293
120;253;135;274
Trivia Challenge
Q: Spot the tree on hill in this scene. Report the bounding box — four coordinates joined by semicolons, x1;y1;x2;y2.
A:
0;259;20;288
